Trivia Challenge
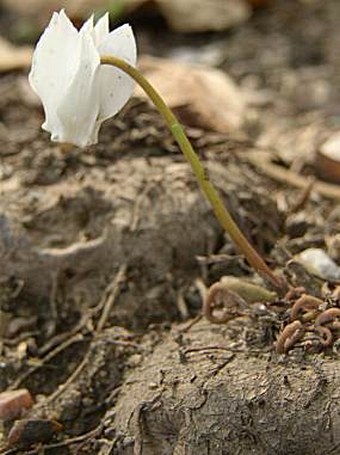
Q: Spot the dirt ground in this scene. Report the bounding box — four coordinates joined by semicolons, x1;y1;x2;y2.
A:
0;1;340;454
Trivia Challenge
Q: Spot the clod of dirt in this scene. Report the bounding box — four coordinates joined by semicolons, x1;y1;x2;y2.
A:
111;319;340;455
0;155;282;332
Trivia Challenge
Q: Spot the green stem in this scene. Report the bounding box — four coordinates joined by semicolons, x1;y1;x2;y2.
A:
101;55;282;289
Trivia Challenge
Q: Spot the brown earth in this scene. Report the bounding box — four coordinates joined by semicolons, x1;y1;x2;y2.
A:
0;1;339;454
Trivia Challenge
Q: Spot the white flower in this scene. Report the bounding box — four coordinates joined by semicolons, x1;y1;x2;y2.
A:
29;10;137;147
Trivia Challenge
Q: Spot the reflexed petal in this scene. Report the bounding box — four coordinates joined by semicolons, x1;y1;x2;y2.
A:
93;13;109;46
53;32;101;147
97;24;137;120
80;14;94;34
99;24;136;66
29;10;80;133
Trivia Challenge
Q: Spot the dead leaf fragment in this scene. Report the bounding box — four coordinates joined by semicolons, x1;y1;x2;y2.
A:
155;0;251;32
137;55;246;133
0;37;32;72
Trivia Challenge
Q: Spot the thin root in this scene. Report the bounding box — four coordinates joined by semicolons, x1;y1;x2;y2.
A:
290;294;323;322
276;320;304;354
203;282;249;324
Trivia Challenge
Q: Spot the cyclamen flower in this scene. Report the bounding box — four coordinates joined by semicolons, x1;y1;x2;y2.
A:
29;10;137;147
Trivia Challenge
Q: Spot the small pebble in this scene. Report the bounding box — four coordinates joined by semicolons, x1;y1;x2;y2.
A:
297;248;340;281
0;389;34;421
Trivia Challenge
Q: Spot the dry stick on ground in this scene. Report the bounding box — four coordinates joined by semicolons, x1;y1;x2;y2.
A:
38;314;92;356
246;150;340;200
10;333;85;390
31;265;128;413
9;264;127;398
289;178;316;213
93;182;150;331
40;350;93;408
96;264;128;332
2;422;105;455
39;264;128;355
9;267;127;391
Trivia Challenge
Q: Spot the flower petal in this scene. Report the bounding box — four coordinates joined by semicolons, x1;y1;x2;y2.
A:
97;24;137;121
53;32;101;147
28;10;80;134
80;14;94;34
93;13;109;46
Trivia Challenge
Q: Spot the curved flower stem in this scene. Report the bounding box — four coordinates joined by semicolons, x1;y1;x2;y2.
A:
101;55;282;289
